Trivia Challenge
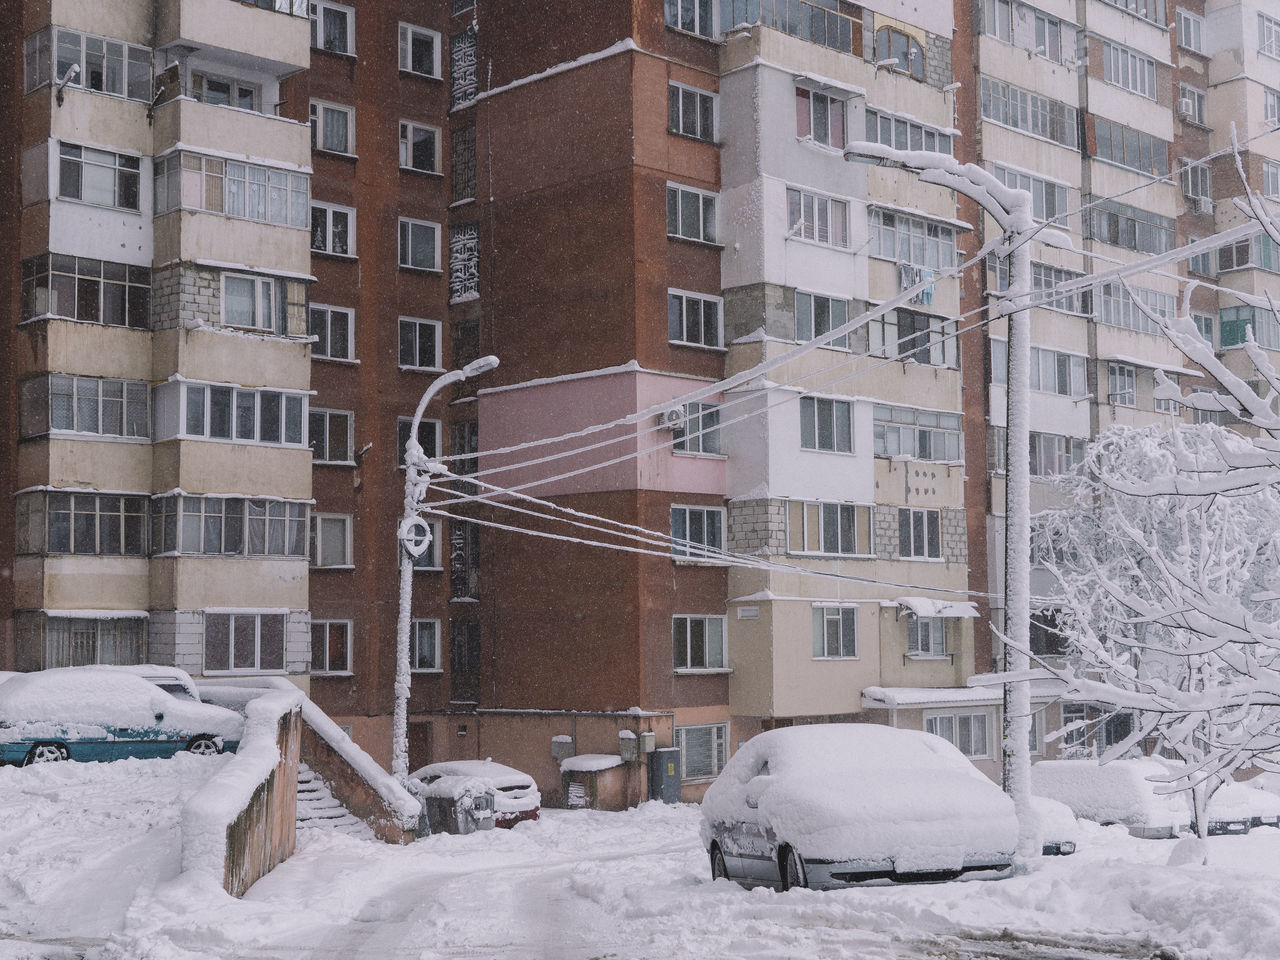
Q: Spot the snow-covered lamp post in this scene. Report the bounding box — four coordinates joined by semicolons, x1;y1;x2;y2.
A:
393;354;499;786
843;142;1039;857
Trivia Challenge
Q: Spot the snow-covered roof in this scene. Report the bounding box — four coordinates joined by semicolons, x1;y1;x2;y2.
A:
1102;354;1204;379
560;753;624;773
861;681;1065;709
887;597;980;619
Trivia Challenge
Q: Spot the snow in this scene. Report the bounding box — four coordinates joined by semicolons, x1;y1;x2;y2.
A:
470;39;638;103
560;753;624;773
414;773;492;802
886;596;980;618
1030;758;1191;836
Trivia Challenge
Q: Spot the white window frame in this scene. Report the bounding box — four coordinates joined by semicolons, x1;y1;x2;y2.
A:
864;107;953;156
164;381;307;446
795;291;849;348
191;71;260;112
222;273;280;332
1266;88;1280;126
873;405;963;461
672;615;727;671
310;0;355;54
670;504;725;560
311;201;356;257
58;143;141;212
667;289;723;348
34;374;150;439
310;619;352;675
308;408;354;464
1177;9;1204;53
1029;347;1088;397
310;99;355;155
398;217;441;271
796;86;845;148
675;723;729;782
787;187;850;248
898;507;942;560
1107;363;1137;407
925;711;990;759
46;28;152;102
309;304;354;361
787;500;873;557
1103;41;1157;100
410;619;441;672
1262;12;1280;60
665;0;715;39
398;316;442;370
1265;160;1280;200
310;513;353;568
1179;84;1206;125
868;207;956;268
1035;10;1063;63
812;604;857;659
398;22;442;78
668;81;717;142
981;0;1011;42
1181;157;1211;199
799;396;853;453
666;182;718;243
992;164;1069;226
399;121;441;174
203;611;287;675
672;402;721;455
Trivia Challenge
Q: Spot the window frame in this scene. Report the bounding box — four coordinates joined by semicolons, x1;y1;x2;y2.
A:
874;26;926;80
864;107;953;156
1262;12;1280;60
398;22;442;78
410;618;442;672
795;291;850;349
310;99;355;155
398;217;441;271
308;407;354;465
795;86;846;149
672;402;722;456
925;710;991;758
161;381;308;447
666;182;718;244
222;272;283;334
1107;363;1137;407
309;513;353;568
664;0;715;39
787;187;850;249
20;255;152;328
1176;9;1204;53
310;0;355;55
398;316;443;370
1179;84;1206;125
675;722;729;781
42;492;149;556
25;374;150;440
308;304;353;361
203;611;288;675
668;81;717;143
787;500;874;557
812;604;858;659
898;507;942;560
410;518;444;570
399;121;441;174
45;28;152;102
311;201;356;257
672;614;728;671
310;619;353;675
58;142;141;213
1102;40;1157;100
799;396;854;454
670;504;725;561
667;289;723;349
873;404;963;462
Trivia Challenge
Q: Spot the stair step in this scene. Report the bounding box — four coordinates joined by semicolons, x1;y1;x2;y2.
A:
295;761;376;839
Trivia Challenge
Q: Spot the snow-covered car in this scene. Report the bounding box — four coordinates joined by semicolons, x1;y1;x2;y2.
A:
1027;795;1079;856
109;664;203;702
410;759;540;827
1190;782;1280;834
0;667;243;766
700;724;1017;890
1030;758;1190;839
1238;781;1280;828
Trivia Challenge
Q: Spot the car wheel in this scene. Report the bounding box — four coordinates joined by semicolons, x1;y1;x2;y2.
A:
24;742;69;765
781;846;807;891
710;845;729;882
187;736;220;756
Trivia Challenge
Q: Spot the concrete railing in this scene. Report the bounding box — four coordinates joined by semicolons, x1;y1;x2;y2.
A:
180;689;302;897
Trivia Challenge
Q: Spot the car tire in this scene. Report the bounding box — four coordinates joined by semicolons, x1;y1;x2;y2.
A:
186;736;220;756
710;845;729;882
781;846;807;891
23;742;69;765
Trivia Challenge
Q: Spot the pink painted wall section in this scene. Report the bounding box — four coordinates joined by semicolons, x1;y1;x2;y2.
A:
477;369;726;499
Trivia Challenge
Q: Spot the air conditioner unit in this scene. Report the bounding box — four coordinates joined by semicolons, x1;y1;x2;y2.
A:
658;407;687;429
1191;196;1215;215
1177;98;1195;120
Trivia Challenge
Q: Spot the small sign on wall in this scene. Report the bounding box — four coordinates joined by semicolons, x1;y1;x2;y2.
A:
737;606;760;620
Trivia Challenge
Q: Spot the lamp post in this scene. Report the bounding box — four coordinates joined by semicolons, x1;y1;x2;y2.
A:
844;143;1038;858
393;354;499;785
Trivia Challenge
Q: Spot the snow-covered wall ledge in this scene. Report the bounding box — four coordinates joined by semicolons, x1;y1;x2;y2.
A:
180;689;303;897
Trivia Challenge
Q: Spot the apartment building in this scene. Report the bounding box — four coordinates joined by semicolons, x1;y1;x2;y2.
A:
1;2;313;683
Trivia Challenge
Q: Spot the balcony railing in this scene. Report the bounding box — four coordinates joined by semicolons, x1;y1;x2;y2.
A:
722;0;862;55
235;0;307;17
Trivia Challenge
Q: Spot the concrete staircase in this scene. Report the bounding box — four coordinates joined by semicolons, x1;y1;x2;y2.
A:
296;763;374;839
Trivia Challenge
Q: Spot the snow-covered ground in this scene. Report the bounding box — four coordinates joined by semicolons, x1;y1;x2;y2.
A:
4;756;1280;959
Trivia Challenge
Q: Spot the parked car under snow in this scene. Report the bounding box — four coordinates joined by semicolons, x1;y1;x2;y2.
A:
0;667;243;766
700;724;1017;890
1027;795;1078;856
410;759;540;827
1030;758;1191;839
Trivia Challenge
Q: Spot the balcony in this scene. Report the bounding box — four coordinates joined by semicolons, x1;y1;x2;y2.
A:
724;0;862;56
155;0;309;73
151;95;311;171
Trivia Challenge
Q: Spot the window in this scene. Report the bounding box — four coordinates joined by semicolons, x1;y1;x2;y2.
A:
1093;118;1170;176
308;409;353;464
787;188;849;248
21;255;150;327
309;305;352;361
670;82;716;142
1107;363;1136;406
673;615;726;670
310;100;354;154
668;290;722;348
1189;240;1216;278
1177;84;1206;126
1263;12;1280;58
1193;313;1215;344
151;496;308;557
788;501;872;556
909;615;948;655
410;519;443;570
1098;0;1165;25
864;107;952;156
795;292;848;348
310;620;351;674
450;28;479;107
868;208;956;268
399;122;439;173
1181;158;1210;200
1086;198;1175;254
1220;306;1280;350
223;274;280;333
982;0;1012;41
58;144;140;211
898;507;942;559
191;72;258;112
1036;10;1063;62
874;26;925;80
673;403;721;455
21;375;149;439
1030;263;1090;315
1265;160;1280;199
799;396;853;453
161;382;306;446
450;222;479;302
1219;235;1280;273
310;1;354;53
399;317;441;369
1029;347;1088;397
399;217;440;270
1029;432;1086;476
671;505;724;559
1098;282;1174;334
676;723;728;780
44;493;147;555
665;0;714;38
153;154;310;230
45;617;145;668
1176;9;1204;52
309;514;352;567
796;87;844;148
23;30;52;92
988;424;1007;474
1267;89;1280;125
813;606;857;658
46;29;151;101
1030;610;1070;657
410;620;440;671
397;418;440;465
874;406;962;461
991;339;1008;387
667;184;717;243
399;23;441;77
979;76;1078;149
1103;41;1157;99
1154;373;1181;414
311;202;355;257
450;420;479;480
868;308;958;366
204;612;286;673
452;125;477;203
925;712;988;758
992;165;1069;226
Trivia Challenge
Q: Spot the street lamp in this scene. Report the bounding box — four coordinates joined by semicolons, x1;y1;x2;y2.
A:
393;354;499;785
844;143;1038;858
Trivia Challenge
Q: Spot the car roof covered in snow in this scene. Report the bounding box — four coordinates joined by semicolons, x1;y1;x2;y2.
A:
410;759;533;787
